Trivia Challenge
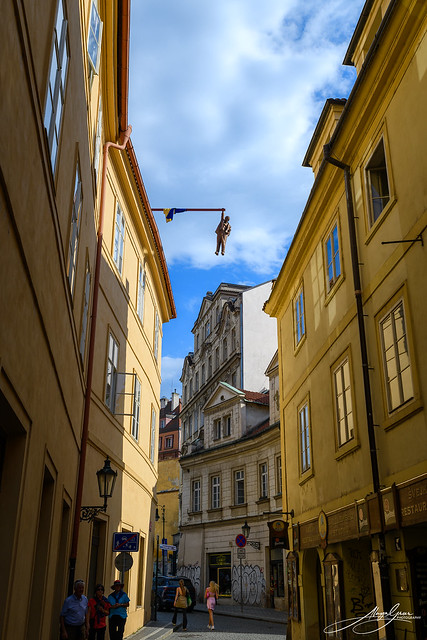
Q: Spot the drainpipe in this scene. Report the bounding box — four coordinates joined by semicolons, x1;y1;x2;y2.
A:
323;144;394;640
68;126;132;593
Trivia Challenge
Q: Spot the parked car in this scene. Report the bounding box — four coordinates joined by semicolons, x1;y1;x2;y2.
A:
153;575;196;611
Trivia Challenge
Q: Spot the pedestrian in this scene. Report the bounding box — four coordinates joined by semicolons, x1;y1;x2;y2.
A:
205;581;219;630
88;584;110;640
107;579;130;640
59;579;90;640
172;578;189;631
215;212;231;255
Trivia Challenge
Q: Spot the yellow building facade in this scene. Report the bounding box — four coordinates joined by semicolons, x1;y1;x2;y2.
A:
265;1;427;639
0;1;175;638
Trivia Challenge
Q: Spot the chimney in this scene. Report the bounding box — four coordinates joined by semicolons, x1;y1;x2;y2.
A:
160;396;168;409
171;390;180;410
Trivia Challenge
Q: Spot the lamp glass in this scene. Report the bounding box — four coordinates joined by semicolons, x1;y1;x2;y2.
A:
242;520;251;539
97;457;117;499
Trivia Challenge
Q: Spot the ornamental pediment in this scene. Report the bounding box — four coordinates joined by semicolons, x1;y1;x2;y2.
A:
203;381;244;411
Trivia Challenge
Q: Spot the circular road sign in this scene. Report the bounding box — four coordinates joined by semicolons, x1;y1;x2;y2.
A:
114;551;133;573
235;534;247;548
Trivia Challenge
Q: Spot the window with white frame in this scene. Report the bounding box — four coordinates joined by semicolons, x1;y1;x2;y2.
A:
295;286;305;346
276;456;282;495
205;320;211;339
131;376;141;441
150;407;156;463
165;436;173;448
113;203;125;275
192;479;201;512
325;223;341;291
259;462;268;499
299;402;311;474
67;162;83;296
333;358;354;446
211;476;220;509
154;310;160;362
366;138;390;225
87;0;103;73
93;99;102;185
223;415;231;437
234;469;245;505
137;262;146;324
79;261;91;362
213;419;221;440
44;0;69;170
105;332;118;412
379;300;414;412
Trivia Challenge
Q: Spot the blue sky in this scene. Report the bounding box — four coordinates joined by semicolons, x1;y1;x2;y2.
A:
128;0;365;397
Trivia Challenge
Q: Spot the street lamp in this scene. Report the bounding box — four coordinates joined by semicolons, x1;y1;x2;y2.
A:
242;521;251;539
156;505;166;574
80;456;117;521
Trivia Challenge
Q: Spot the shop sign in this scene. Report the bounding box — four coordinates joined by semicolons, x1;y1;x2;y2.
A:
327;505;358;543
381;485;398;529
299;519;319;549
399;476;427;526
357;501;369;534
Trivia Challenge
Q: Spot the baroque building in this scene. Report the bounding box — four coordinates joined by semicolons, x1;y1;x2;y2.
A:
180;281;277;449
0;1;175;638
265;1;427;639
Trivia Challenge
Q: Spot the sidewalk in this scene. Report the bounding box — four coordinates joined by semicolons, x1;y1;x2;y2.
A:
127;604;287;640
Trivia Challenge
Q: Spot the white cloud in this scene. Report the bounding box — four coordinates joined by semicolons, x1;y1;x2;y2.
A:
129;0;364;276
160;356;184;397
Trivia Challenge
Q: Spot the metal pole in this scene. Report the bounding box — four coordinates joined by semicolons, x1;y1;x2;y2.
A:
162;507;166;575
154;535;159;621
240;558;243;613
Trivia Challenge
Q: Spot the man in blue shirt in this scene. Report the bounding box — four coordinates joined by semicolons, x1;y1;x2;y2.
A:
60;579;89;639
107;580;130;640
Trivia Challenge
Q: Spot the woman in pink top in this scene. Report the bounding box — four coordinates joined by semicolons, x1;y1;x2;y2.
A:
205;581;219;630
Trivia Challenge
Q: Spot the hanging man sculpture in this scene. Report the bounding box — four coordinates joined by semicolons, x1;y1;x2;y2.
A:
215;211;231;255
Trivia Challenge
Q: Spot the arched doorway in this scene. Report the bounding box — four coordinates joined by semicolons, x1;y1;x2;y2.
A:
302;548;323;640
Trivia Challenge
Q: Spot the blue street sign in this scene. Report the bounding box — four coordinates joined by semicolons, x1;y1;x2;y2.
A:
235;534;247;548
113;532;139;552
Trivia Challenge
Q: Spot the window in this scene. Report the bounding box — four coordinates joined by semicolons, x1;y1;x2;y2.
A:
93;99;102;185
223;415;231;437
194;411;198;433
208;356;212;378
211;476;220;509
87;0;103;73
366;138;390;225
215;347;220;369
196;333;199;351
189;379;193;397
276;456;282;495
213;419;221;441
333;358;354;446
223;338;228;361
137;263;145;323
131;377;141;441
105;333;118;412
195;372;199;392
192;479;201;512
165;436;173;449
160;419;165;430
325;223;341;291
259;462;268;499
234;469;245;505
79;262;91;362
154;311;160;362
231;372;237;388
44;0;69;170
295;287;305;346
231;328;236;351
67;162;83;296
113;203;125;275
205;320;211;339
188;416;192;437
150;408;156;463
201;364;206;386
379;300;414;412
299;402;311;474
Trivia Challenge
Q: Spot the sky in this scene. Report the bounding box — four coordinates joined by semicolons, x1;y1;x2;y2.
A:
128;0;365;397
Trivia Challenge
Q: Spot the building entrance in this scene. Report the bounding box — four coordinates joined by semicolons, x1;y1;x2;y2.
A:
208;552;231;597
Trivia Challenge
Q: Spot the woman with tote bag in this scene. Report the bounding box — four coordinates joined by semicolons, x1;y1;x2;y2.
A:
172;579;188;631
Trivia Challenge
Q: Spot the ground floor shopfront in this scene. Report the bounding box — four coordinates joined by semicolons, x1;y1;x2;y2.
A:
177;519;287;610
286;474;427;640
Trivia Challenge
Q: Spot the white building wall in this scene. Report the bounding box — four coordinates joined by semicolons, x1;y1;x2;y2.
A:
241;282;277;392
